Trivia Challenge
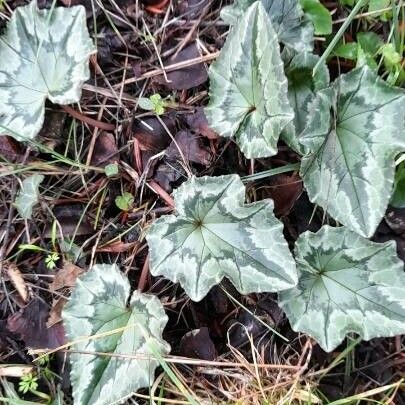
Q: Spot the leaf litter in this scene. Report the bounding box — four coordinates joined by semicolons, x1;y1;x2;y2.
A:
0;0;404;404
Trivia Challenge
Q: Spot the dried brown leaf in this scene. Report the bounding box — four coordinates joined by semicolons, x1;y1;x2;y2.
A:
4;263;28;303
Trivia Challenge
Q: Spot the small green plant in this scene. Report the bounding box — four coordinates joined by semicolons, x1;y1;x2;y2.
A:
45;252;60;270
115;192;134;211
18;373;38;394
138;93;167;115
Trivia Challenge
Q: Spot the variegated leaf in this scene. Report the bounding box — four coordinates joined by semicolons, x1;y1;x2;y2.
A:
14;174;44;219
146;175;297;302
300;66;405;237
281;50;329;154
279;225;405;352
63;264;170;405
205;2;293;158
221;0;314;52
0;1;95;141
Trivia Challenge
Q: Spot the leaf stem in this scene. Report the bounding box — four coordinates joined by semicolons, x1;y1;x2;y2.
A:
241;162;300;183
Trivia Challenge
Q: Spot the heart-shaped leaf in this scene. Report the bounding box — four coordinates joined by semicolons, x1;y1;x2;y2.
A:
205;2;293;158
300;66;405;237
279;225;405;352
0;1;95;141
281;51;329;154
63;264;170;405
14;174;44;219
221;0;314;52
146;175;297;302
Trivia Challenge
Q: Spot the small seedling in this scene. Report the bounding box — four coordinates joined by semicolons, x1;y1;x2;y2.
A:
45;252;60;270
115;192;134;211
138;93;167;115
18;373;38;394
104;163;119;178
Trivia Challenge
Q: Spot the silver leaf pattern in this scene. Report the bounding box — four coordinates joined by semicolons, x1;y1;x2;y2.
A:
279;225;405;352
205;2;294;158
0;1;95;141
221;0;314;52
63;264;170;405
146;175;297;302
281;50;329;155
300;66;405;237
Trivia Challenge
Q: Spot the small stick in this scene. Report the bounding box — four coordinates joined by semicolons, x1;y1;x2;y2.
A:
138;253;149;292
61;105;115;131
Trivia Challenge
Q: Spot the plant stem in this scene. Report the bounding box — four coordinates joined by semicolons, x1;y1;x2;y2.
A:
241;162;300;183
313;0;367;75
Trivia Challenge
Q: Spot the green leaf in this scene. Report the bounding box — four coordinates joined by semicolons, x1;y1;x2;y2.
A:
332;42;358;60
281;51;329;154
391;162;405;208
221;0;314;52
63;264;170;405
368;0;390;14
357;32;383;55
146;175;297;302
104;163;119;178
300;66;405;237
115;192;134;211
0;1;95;141
279;225;405;352
205;2;293;158
300;0;332;35
381;43;401;67
14;174;44;219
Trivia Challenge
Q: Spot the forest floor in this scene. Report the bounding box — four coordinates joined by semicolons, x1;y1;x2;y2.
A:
0;0;404;404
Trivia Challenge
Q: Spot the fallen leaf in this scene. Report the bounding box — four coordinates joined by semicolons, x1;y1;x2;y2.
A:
4;263;28;303
156;43;208;90
0;136;23;162
265;172;303;217
7;298;66;349
153;160;183;192
166;130;211;165
90;132;119;167
47;297;67;327
46;205;93;237
179;327;217;360
132;116;175;151
50;262;85;291
184;107;219;140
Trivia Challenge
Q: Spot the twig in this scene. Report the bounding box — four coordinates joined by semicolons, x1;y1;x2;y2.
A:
61;105;116;131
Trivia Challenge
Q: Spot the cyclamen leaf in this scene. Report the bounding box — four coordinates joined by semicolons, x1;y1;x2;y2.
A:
300;66;405;237
221;0;314;52
63;264;170;405
205;2;293;158
279;225;405;352
0;1;95;141
15;174;44;219
281;51;329;154
146;175;297;302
